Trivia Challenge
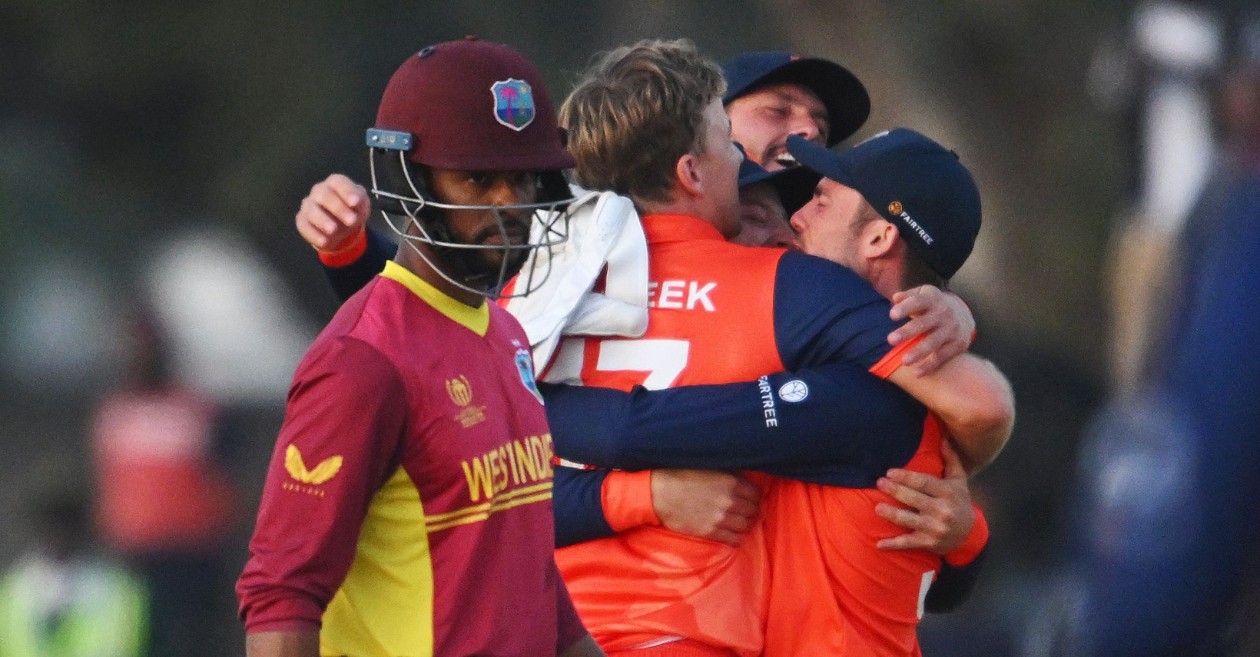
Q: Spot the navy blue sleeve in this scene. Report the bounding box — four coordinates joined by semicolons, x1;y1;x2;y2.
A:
324;226;394;302
540;360;925;487
551;465;616;548
924;546;987;613
772;250;900;371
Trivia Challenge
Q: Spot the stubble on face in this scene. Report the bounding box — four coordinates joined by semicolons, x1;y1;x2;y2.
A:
726;83;830;171
426;168;539;280
790;178;869;270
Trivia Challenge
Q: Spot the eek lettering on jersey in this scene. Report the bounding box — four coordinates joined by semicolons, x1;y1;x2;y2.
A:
461;433;555;503
648;280;717;311
757;375;779;428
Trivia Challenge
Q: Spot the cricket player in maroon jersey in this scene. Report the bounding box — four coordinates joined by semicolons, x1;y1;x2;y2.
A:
235;38;603;657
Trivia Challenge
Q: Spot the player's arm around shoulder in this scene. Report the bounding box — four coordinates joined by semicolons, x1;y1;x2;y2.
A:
885;351;1014;472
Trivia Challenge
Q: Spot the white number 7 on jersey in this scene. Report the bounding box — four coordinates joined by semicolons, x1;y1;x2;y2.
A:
596;339;690;390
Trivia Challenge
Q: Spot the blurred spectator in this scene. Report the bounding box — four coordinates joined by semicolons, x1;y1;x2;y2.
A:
0;490;147;657
90;306;240;657
1029;16;1260;657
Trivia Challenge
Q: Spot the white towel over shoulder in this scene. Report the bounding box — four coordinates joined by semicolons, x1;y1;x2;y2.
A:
504;187;649;372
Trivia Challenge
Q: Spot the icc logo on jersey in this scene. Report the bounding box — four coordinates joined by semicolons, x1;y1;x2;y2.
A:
446;375;487;428
778;379;809;403
446;375;473;406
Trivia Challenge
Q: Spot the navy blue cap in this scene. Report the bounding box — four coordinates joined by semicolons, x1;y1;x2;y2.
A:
786;129;981;279
738;156;819;215
723;51;869;145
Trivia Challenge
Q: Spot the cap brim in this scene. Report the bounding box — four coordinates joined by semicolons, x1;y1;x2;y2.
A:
737;155;775;188
742;59;869;145
739;154;821;215
764;166;820;215
786;135;859;188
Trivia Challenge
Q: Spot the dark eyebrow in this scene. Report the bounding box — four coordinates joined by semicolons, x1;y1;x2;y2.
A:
772;88;831;134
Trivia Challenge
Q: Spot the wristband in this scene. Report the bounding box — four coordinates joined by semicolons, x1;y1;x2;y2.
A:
316;230;368;268
601;470;661;532
870;333;926;379
944;502;989;566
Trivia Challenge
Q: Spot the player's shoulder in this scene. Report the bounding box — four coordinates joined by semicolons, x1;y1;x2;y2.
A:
687;242;789;281
302;331;393;376
300;287;402;377
290;332;406;409
775;250;883;302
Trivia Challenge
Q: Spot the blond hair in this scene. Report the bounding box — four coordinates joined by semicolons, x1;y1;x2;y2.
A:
560;39;726;204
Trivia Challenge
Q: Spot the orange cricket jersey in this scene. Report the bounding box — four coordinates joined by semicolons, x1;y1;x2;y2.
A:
762;412;947;657
548;215;787;656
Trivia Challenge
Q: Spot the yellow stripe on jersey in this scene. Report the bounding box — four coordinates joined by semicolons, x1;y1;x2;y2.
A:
424;482;553;533
322;466;435;657
426;490;554;533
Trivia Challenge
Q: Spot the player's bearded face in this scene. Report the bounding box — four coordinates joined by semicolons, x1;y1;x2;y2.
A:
427;168;540;286
727;83;830;171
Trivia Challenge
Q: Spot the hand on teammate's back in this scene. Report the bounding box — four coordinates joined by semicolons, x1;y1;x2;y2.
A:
651;469;761;546
886;286;976;376
296;173;372;254
872;441;975;554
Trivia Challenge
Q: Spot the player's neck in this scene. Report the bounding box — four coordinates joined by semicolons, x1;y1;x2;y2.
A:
637;194;735;238
394;246;485;308
866;260;905;301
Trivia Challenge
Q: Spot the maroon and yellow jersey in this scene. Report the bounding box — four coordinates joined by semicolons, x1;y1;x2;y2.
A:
545;215;905;655
237;261;586;657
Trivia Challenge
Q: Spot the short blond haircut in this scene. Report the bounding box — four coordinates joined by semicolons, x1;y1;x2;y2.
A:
560;39;726;204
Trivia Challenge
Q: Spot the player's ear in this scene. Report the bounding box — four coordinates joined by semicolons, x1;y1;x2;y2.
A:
675;153;704;198
863;219;899;259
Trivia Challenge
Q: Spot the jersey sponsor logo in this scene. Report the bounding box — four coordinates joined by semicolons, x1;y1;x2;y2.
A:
891;201;934;245
282;444;343;497
515;348;545;405
446;374;487;428
647;280;717;311
460;433;555;504
491;78;536;131
778;379;809;403
757;375;780;428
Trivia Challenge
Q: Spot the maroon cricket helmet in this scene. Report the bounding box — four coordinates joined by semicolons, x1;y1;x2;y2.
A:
374;37;574;173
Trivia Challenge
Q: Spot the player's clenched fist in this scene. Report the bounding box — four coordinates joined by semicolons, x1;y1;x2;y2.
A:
650;469;761;547
296;173;371;254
